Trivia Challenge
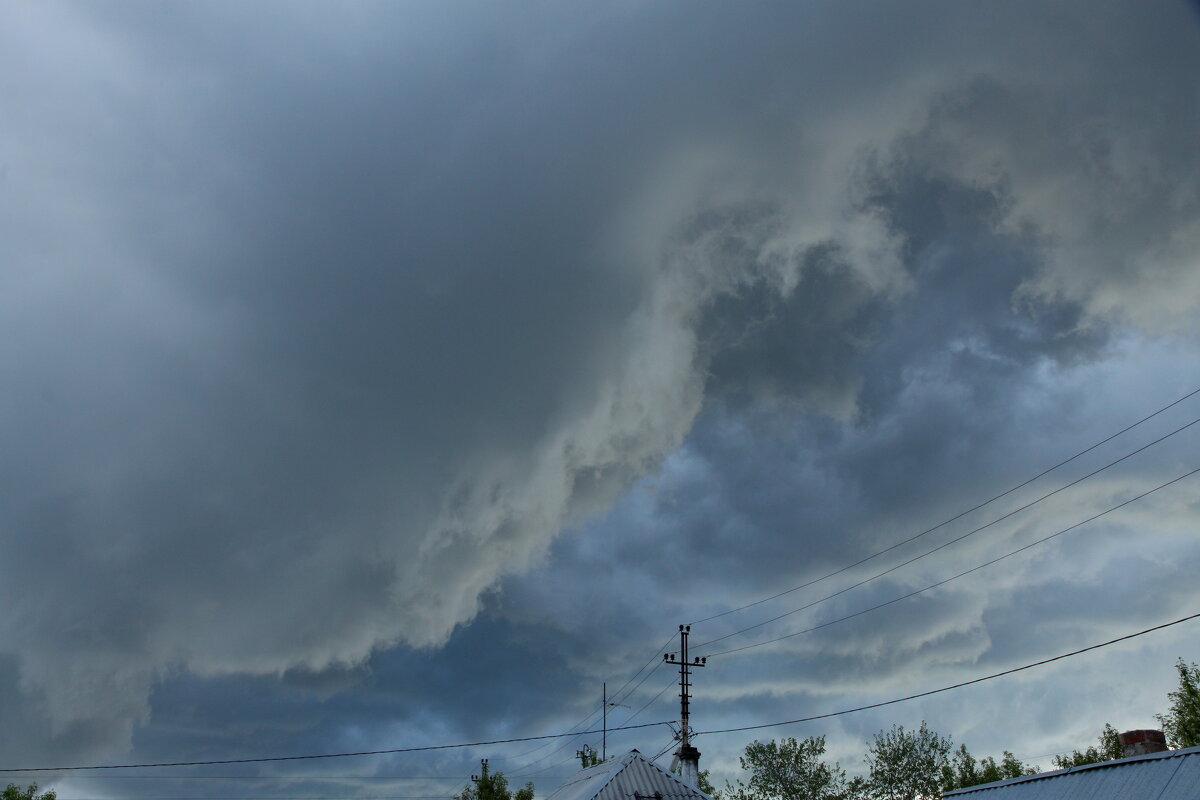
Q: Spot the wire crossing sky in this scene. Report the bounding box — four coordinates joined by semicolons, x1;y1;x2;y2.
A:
2;1;1199;798
686;386;1200;628
5;608;1195;775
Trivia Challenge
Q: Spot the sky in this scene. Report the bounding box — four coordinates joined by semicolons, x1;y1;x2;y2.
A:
2;0;1200;797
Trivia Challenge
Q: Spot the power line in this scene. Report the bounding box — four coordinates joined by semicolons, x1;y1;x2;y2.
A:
695;610;1200;736
692;414;1200;651
503;634;677;773
649;739;678;763
617;675;677;728
515;753;586;780
492;632;676;774
493;638;677;779
703;464;1200;657
492;706;605;770
497;654;665;772
687;385;1200;627
13;777;549;782
503;707;611;773
612;661;666;717
606;634;677;708
0;721;672;774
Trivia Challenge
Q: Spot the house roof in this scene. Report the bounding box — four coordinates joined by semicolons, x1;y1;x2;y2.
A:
943;744;1200;799
541;750;713;800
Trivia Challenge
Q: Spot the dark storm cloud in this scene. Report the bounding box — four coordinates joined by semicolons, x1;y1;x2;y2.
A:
1;0;1198;779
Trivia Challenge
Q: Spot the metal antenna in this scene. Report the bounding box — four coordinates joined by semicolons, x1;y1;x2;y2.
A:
602;681;629;761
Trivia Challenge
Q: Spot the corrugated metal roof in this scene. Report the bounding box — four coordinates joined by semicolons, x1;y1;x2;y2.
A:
943;744;1200;799
542;751;713;800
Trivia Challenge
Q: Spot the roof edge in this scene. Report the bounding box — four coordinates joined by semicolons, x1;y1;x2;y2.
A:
943;744;1200;796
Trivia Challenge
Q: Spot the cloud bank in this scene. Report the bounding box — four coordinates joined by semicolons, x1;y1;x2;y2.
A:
0;0;1197;773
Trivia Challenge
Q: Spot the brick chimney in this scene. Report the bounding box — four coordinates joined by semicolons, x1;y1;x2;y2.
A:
1118;729;1168;757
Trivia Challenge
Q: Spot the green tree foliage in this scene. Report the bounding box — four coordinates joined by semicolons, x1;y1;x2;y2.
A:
3;786;55;800
1155;658;1200;749
995;751;1036;781
941;744;1036;790
1052;723;1122;769
455;760;534;800
723;736;848;800
863;721;951;800
941;744;980;789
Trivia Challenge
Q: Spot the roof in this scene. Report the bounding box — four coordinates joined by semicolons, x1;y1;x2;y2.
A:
541;750;714;800
943;744;1200;799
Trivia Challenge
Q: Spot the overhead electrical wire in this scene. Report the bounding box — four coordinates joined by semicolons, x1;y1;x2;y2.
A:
499;727;597;774
15;393;1198;784
48;796;458;800
495;673;651;775
0;721;673;774
487;633;676;778
525;666;674;777
507;635;677;773
616;675;678;728
14;776;561;782
605;633;677;708
649;739;678;763
694;610;1200;736
611;660;667;713
517;753;587;780
14;582;1195;782
687;385;1200;628
493;706;606;770
478;390;1200;782
692;413;1200;651
497;640;675;773
702;464;1200;657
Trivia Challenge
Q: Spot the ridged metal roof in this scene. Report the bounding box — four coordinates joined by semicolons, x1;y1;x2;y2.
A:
542;751;713;800
943;744;1200;799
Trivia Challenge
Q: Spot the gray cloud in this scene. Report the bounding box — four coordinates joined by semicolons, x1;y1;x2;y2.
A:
0;0;1198;782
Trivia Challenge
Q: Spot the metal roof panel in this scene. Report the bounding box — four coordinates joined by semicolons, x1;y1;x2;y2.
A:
943;745;1200;799
543;751;713;800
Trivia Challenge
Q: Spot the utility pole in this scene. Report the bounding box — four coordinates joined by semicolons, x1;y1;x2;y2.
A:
471;759;489;800
664;624;706;788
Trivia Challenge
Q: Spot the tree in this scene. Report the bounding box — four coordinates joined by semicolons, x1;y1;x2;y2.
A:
863;721;951;800
994;751;1035;781
455;760;534;800
723;736;848;800
1155;658;1200;749
1052;723;1121;769
3;786;55;800
941;745;1036;790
